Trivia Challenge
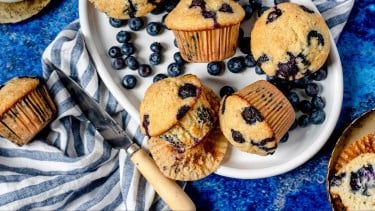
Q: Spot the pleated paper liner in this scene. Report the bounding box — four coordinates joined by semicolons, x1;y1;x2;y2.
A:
235;80;296;143
327;108;375;211
172;24;241;63
148;127;228;181
334;133;375;172
0;78;56;145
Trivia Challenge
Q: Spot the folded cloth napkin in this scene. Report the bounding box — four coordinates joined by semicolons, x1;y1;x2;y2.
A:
0;0;354;210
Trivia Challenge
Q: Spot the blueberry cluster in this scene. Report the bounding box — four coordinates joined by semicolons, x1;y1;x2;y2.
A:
107;1;185;89
268;66;328;129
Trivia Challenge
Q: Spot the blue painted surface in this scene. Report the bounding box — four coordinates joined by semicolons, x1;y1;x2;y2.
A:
0;0;374;210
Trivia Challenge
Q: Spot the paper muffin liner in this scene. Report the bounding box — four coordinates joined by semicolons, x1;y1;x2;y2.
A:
334;133;375;172
235;80;295;143
0;83;57;145
172;24;240;63
160;85;219;150
149;127;228;181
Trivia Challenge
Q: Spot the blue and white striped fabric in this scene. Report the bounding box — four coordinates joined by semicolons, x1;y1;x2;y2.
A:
0;0;353;210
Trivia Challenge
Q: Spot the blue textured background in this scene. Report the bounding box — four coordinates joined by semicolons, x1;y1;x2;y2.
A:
0;0;374;210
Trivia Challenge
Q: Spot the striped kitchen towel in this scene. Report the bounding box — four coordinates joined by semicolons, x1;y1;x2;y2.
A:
0;0;354;210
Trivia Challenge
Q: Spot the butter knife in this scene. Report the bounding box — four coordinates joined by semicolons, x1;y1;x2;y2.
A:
54;67;195;211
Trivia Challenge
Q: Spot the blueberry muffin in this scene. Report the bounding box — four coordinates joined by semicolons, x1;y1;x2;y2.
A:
148;126;228;181
0;0;50;24
250;2;331;80
165;0;245;62
330;153;375;210
140;74;218;151
329;133;375;210
219;80;295;156
0;77;57;145
89;0;162;19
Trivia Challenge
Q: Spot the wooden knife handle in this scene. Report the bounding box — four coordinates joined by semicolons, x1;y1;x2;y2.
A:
130;148;196;211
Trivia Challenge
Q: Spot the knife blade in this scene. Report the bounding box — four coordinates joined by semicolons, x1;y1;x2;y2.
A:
53;66;195;211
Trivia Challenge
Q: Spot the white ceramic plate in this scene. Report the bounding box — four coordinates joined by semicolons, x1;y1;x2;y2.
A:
79;0;343;179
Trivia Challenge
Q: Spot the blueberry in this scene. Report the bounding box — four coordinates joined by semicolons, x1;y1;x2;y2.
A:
299;100;313;113
312;67;328;81
108;46;122;58
167;63;183;77
286;91;300;109
128;17;144;31
125;56;139;70
231;129;246;143
350;172;361;192
239;37;251;54
242;106;264;125
153;73;168;83
242;4;254;21
109;18;125;28
250;0;262;11
227;56;245;73
151;4;166;15
255;66;265;75
121;42;135;56
111;57;125;70
293;76;310;89
173;52;185;65
258;6;270;17
178;83;198;99
122;75;137;89
164;0;179;12
146;22;162;36
220;85;235;97
312;96;325;109
149;53;162;65
289;119;298;131
138;64;153;77
305;83;320;97
174;39;178;48
177;105;191;120
244;54;257;68
116;30;131;43
307;30;325;46
207;61;224;76
280;132;289;143
202;11;216;19
310;109;326;124
331;173;346;187
298;115;310;128
150;42;163;53
238;28;244;41
161;14;169;29
266;75;275;82
266;7;282;24
219;3;233;13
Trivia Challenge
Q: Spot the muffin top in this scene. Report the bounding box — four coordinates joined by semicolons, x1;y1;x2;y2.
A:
89;0;162;19
0;77;39;115
165;0;245;31
251;2;331;80
140;74;203;137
